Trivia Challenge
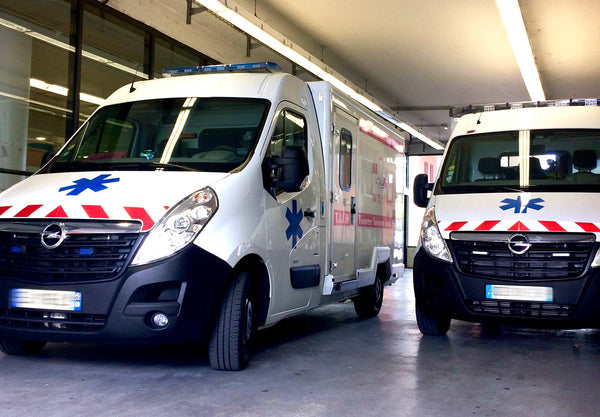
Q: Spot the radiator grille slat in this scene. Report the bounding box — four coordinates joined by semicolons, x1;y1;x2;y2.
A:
467;300;575;318
0;309;106;332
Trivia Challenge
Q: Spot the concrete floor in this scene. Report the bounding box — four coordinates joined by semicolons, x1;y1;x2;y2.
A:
1;270;600;417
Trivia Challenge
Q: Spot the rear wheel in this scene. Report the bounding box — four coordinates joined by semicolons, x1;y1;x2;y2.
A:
415;303;451;336
0;337;46;355
353;274;384;318
208;271;255;371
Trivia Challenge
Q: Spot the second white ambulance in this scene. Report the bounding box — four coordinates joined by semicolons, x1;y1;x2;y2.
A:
413;99;600;335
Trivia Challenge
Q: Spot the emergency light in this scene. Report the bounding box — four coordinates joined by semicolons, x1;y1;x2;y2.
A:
163;62;281;76
450;98;600;118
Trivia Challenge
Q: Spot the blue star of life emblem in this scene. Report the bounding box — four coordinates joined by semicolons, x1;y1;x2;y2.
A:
285;200;303;247
59;174;120;196
500;196;544;213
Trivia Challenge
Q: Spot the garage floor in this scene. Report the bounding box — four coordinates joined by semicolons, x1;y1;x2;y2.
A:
1;270;600;417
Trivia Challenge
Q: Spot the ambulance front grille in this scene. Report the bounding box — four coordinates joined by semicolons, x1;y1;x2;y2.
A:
450;232;595;281
0;221;142;283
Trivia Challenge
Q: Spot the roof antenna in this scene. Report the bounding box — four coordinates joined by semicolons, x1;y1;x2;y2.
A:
476;111;483;124
130;63;142;93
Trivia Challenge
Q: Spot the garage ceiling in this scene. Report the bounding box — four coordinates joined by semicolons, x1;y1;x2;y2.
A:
222;0;600;151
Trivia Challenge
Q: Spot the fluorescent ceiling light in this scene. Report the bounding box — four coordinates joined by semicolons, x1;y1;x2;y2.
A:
195;0;443;149
396;122;445;151
79;92;105;106
496;0;545;101
30;78;105;105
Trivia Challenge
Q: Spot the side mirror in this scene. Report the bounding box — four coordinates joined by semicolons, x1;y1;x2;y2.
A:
263;146;309;195
413;173;433;208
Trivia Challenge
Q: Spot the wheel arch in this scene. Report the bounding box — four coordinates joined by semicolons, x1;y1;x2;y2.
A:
378;259;392;284
232;254;270;328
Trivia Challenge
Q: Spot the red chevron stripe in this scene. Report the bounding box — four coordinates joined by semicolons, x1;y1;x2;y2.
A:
15;205;42;217
0;206;11;216
82;205;109;219
539;221;566;232
576;222;600;232
445;221;468;231
475;220;500;231
124;207;154;231
508;221;529;231
46;206;68;218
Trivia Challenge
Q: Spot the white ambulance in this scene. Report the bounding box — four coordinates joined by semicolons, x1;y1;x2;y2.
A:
0;62;405;370
413;99;600;335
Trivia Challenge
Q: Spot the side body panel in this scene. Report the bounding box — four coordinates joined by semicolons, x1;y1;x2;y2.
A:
308;82;406;295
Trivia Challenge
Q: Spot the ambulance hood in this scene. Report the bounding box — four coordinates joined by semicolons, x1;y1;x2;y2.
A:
433;192;600;240
0;171;228;231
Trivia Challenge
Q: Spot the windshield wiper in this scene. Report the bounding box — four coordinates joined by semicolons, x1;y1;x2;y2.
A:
112;161;198;172
49;160;198;173
440;185;525;194
49;160;113;172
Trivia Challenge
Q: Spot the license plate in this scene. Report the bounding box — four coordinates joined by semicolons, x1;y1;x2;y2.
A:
10;289;82;311
486;284;553;302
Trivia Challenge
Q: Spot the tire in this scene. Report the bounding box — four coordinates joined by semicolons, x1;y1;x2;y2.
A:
353;274;384;318
415;303;451;336
208;271;255;371
0;337;46;355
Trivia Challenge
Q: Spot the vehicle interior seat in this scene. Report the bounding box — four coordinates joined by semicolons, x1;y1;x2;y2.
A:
477;157;501;180
567;149;600;182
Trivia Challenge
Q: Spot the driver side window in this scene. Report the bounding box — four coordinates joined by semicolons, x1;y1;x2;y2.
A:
263;109;309;196
269;109;306;157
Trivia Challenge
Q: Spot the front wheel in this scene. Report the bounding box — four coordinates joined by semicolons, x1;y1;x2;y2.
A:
415;303;451;336
353;274;384;318
0;337;46;355
208;271;255;371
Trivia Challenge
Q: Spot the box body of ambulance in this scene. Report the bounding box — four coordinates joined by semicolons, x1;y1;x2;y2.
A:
0;63;404;369
413;100;600;335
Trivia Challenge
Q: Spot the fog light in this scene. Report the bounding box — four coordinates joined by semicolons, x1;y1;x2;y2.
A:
151;312;169;328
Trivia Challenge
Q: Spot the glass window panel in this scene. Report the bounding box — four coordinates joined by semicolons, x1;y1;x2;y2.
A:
0;0;70;190
50;97;269;174
80;8;146;119
340;128;352;189
439;129;600;193
264;110;308;194
154;38;208;78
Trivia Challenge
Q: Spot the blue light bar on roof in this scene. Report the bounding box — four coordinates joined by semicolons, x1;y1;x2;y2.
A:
450;98;600;118
163;62;282;76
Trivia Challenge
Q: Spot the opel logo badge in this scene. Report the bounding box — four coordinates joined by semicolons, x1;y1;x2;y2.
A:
41;223;67;249
507;233;531;255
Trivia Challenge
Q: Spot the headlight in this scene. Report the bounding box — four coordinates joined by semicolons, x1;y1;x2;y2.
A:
591;248;600;268
419;206;452;263
132;188;218;265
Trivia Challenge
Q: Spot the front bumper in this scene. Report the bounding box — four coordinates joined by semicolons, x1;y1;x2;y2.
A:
413;248;600;328
0;245;232;344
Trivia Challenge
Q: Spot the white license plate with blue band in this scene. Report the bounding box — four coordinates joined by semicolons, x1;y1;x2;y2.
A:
10;289;82;311
486;284;553;302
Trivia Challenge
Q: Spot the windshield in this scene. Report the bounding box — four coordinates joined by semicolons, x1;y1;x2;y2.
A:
438;129;600;193
47;97;270;173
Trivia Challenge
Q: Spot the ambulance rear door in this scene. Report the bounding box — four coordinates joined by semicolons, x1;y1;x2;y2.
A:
330;107;358;282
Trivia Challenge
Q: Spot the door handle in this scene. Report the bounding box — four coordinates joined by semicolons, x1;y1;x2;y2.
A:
304;208;316;218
